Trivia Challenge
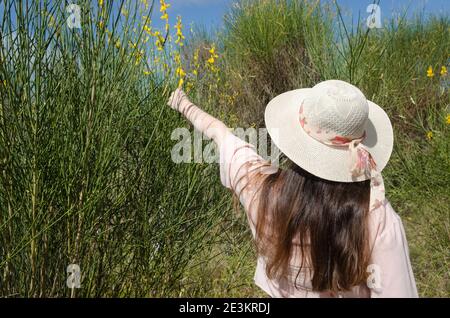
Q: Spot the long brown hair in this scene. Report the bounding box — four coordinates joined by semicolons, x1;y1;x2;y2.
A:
234;158;371;293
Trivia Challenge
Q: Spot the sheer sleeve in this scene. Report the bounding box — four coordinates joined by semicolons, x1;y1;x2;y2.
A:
172;94;278;227
368;201;419;298
219;132;278;215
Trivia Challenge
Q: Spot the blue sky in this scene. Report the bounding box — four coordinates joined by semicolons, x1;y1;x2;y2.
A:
153;0;449;31
153;0;232;31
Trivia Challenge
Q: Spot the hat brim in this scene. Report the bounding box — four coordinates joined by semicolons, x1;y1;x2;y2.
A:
264;88;394;182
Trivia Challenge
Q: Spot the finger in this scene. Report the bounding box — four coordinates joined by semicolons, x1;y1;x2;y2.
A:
167;92;174;106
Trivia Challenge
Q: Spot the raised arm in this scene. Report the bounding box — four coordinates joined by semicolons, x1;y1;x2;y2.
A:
167;88;230;149
167;88;278;218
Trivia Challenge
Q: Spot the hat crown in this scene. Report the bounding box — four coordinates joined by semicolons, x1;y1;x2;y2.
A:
302;80;369;139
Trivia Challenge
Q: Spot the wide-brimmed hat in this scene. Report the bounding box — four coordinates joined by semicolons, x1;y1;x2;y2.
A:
264;79;393;183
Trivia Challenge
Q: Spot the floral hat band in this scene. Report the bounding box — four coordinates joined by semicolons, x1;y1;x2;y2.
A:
299;101;377;179
298;99;385;212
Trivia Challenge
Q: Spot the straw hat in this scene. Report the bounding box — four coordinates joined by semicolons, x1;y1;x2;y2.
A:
264;79;393;183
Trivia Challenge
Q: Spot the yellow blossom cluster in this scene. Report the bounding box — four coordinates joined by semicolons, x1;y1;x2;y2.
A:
206;44;221;94
174;15;186;88
160;0;170;32
103;1;225;92
427;65;447;78
154;31;165;51
192;49;200;77
175;16;185;47
174;52;186;87
207;45;219;67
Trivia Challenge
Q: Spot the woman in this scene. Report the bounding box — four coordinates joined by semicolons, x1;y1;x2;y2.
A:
167;79;418;298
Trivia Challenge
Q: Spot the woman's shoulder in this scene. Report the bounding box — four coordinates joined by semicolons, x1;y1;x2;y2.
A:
383;200;402;222
369;199;407;244
219;131;279;189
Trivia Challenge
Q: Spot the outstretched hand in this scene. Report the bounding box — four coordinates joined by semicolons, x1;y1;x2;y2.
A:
167;87;226;144
167;88;191;113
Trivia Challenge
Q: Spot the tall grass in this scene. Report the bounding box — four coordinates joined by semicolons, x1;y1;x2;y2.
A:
0;0;227;297
219;0;329;125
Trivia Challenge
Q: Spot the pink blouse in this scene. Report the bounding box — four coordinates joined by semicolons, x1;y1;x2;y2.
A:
219;131;419;298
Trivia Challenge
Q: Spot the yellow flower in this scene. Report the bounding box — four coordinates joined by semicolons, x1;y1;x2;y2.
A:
426;131;433;140
192;69;198;76
175;16;185;46
160;0;170;22
176;67;186;78
174;49;186;87
440;66;448;76
115;39;121;49
446;114;450;124
427;66;434;78
174;51;181;63
160;0;171;12
156;39;164;51
98;20;104;29
143;70;151;76
206;44;219;66
99;0;104;7
185;81;194;93
144;25;152;35
153;31;165;50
